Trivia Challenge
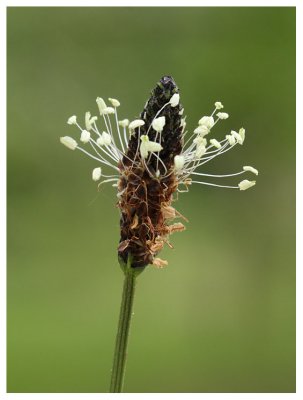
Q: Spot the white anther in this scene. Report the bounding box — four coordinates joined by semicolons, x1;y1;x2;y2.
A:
102;107;115;115
85;112;98;131
216;112;229;120
196;144;207;158
92;167;102;181
231;130;243;145
140;135;162;159
96;97;107;115
129;119;145;131
108;98;120;107
238;180;256;191
243;166;258;175
215;101;224;110
169;93;180;107
174;155;185;172
80;130;91;143
97;131;112;146
67;115;77;125
226;134;236;146
198;116;215;129
210;138;222;149
152;116;166;133
60;136;78;150
194;125;210;137
119;119;129;128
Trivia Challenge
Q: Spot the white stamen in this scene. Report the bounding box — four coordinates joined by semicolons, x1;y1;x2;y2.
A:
239;127;245;144
198;116;215;129
119;119;129;128
243;166;258;175
231;130;243;145
67;115;77;125
238;180;256;191
194;125;209;136
80;130;91;143
129;119;145;131
226;134;236;146
195;144;207;158
174;155;185;172
193;136;207;146
108;98;120;107
102;107;115;115
169;93;180;107
85;112;98;131
210;139;222;149
152;116;166;133
140;135;162;159
191;181;238;189
92;167;102;181
96;97;107;115
215;101;224;110
216;112;229;120
63;93;257;193
60;136;78;150
96;131;112;146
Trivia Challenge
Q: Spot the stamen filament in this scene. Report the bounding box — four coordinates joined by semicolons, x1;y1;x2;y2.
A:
190;181;239;189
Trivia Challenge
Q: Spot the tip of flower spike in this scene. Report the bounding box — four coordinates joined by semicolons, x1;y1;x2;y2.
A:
80;130;90;143
243;166;258;175
215;101;224;110
92;167;102;181
108;98;120;107
238;180;256;191
152;116;166;133
169;93;180;107
60;136;78;150
216;112;229;120
67;115;77;125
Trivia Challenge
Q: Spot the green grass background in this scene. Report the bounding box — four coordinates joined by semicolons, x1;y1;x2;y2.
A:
7;7;295;393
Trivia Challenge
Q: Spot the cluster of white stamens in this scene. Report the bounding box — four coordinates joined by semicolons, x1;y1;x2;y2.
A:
60;94;257;191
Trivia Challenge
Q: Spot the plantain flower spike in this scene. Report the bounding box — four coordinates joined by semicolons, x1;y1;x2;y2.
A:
61;76;258;269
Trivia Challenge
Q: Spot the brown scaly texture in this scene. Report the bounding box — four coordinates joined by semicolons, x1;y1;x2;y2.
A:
117;76;185;268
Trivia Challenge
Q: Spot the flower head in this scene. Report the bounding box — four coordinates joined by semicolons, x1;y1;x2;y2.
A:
61;76;258;268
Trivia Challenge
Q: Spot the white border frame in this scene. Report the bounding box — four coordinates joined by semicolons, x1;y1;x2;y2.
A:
1;1;300;399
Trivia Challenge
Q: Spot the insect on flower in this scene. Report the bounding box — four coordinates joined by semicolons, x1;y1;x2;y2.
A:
61;76;258;268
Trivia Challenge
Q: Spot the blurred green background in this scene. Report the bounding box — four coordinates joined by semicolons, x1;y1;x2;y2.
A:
7;7;295;393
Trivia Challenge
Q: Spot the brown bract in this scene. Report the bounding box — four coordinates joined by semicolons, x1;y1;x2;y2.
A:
117;164;185;268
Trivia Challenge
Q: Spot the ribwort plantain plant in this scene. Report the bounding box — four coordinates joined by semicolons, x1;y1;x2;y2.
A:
60;76;258;392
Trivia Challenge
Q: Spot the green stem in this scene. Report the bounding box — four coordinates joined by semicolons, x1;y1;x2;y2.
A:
109;257;144;393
